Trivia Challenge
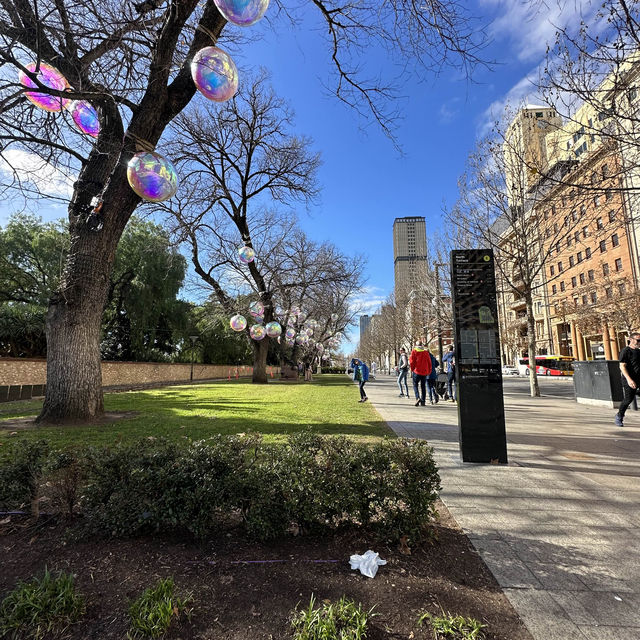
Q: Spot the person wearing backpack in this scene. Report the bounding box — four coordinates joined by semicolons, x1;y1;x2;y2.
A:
409;340;432;406
351;357;370;402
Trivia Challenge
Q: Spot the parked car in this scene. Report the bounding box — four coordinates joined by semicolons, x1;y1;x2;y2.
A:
502;366;520;376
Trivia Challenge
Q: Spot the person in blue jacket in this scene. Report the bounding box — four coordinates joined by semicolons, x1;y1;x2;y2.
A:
351;358;369;402
427;352;440;404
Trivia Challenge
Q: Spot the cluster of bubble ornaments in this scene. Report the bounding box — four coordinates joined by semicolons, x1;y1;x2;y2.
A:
191;46;238;103
19;62;70;112
127;151;178;202
249;324;266;340
248;300;264;318
213;0;269;26
70;100;100;137
238;245;255;264
265;321;282;338
229;314;247;332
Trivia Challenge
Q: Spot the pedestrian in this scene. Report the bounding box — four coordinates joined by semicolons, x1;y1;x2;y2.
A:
351;357;369;403
371;361;377;379
442;345;456;402
409;340;432;406
427;352;440;404
615;332;640;426
397;348;409;397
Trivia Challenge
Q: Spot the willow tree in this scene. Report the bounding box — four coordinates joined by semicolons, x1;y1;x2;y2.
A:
0;0;489;422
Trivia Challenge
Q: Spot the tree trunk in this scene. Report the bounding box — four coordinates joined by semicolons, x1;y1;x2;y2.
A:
252;338;269;383
525;292;540;398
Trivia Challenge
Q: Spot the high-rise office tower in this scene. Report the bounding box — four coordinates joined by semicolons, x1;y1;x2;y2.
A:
393;216;428;295
359;315;371;342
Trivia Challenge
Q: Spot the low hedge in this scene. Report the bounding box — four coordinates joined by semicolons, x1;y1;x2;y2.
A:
0;433;441;543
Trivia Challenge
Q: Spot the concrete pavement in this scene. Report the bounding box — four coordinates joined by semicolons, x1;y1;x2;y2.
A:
362;373;640;640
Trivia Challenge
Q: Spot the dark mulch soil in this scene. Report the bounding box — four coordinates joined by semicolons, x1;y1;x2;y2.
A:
0;500;533;640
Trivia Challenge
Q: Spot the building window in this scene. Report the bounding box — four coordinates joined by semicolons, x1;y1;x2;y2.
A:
560;281;566;292
612;233;620;247
552;205;556;215
552;284;557;294
619;282;626;294
591;291;597;304
582;226;589;238
569;256;575;267
600;240;607;253
574;297;579;306
571;276;577;287
582;295;588;304
603;263;610;276
564;215;569;228
615;257;623;271
558;261;563;272
580;273;586;285
572;210;577;221
554;223;559;233
605;189;613;201
567;235;572;247
554;304;559;314
580;205;586;218
596;217;604;229
577;251;583;263
550;265;555;276
546;228;551;239
605;286;612;298
574;231;580;243
585;247;592;259
609;209;617;223
588;269;595;282
594;195;601;207
556;241;561;253
590;171;598;185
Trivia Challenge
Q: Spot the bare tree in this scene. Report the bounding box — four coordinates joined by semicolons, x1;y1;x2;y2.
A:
0;0;492;422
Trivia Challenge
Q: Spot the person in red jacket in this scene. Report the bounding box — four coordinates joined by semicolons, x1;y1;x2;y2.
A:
409;340;432;406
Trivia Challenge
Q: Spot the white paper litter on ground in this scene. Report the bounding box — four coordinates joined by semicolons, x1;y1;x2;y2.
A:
349;550;387;578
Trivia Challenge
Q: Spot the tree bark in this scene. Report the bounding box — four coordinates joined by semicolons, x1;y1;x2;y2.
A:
252;338;269;383
525;292;540;398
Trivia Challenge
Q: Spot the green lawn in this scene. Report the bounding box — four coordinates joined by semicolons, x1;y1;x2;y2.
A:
0;374;392;450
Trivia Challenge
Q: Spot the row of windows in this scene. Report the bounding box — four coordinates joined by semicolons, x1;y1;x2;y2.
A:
549;235;622;276
552;282;628;314
550;259;624;295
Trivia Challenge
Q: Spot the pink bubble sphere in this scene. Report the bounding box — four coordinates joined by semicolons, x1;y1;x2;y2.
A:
214;0;269;26
191;46;238;102
285;327;296;340
19;62;70;112
127;151;178;202
248;300;264;318
70;100;100;137
265;321;281;338
250;324;266;340
230;314;247;332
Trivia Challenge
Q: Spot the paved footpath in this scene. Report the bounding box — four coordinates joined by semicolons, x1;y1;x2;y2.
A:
362;373;640;640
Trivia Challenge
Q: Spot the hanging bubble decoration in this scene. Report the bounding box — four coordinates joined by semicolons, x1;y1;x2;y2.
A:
304;327;314;337
297;311;307;323
69;100;100;137
213;0;269;26
248;300;264;318
250;324;266;340
191;46;238;103
19;62;70;112
317;344;324;353
265;321;282;338
285;327;296;340
230;314;247;332
127;151;178;202
331;313;339;322
238;245;255;264
290;306;301;318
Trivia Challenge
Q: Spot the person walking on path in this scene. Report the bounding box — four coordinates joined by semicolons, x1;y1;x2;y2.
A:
351;357;369;403
427;352;440;404
615;332;640;426
397;348;409;397
442;345;456;402
409;341;432;406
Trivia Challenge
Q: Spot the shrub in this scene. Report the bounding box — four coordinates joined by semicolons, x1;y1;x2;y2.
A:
127;578;191;639
291;594;375;640
0;440;50;517
45;450;84;517
418;611;487;639
0;569;85;640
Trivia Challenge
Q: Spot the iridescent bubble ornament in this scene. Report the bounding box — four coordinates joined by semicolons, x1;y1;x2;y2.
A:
265;321;282;338
191;46;238;102
213;0;269;27
249;300;264;318
230;314;247;332
127;151;178;202
250;324;266;340
19;62;70;112
69;100;100;137
285;327;296;340
238;245;255;264
330;313;339;322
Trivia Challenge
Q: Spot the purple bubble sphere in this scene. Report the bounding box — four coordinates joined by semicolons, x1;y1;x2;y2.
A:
248;300;264;318
127;151;178;202
214;0;269;26
70;100;100;137
250;324;266;341
238;245;255;264
19;62;69;112
191;46;238;102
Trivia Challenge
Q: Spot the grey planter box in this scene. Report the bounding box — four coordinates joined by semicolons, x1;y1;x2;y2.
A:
573;360;624;409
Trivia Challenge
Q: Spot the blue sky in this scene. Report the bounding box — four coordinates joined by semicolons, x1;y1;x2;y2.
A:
0;0;602;350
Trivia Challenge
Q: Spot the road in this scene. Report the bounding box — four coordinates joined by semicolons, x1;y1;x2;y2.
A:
501;375;576;400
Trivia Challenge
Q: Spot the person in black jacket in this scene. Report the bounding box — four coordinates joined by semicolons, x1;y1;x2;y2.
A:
615;332;640;427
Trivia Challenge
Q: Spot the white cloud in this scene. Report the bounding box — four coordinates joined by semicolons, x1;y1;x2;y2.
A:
0;149;75;199
439;98;461;124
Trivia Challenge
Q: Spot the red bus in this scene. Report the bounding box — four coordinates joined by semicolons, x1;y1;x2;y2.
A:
517;355;574;376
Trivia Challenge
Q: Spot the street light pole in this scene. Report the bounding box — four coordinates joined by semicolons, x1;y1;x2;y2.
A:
189;335;198;382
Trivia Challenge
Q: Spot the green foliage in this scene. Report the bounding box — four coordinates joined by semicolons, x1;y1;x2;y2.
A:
417;611;486;639
0;439;50;515
0;569;85;640
291;595;375;640
45;450;84;516
0;303;47;357
127;578;191;639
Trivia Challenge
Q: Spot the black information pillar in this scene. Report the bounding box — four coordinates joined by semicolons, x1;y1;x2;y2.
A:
451;249;507;464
